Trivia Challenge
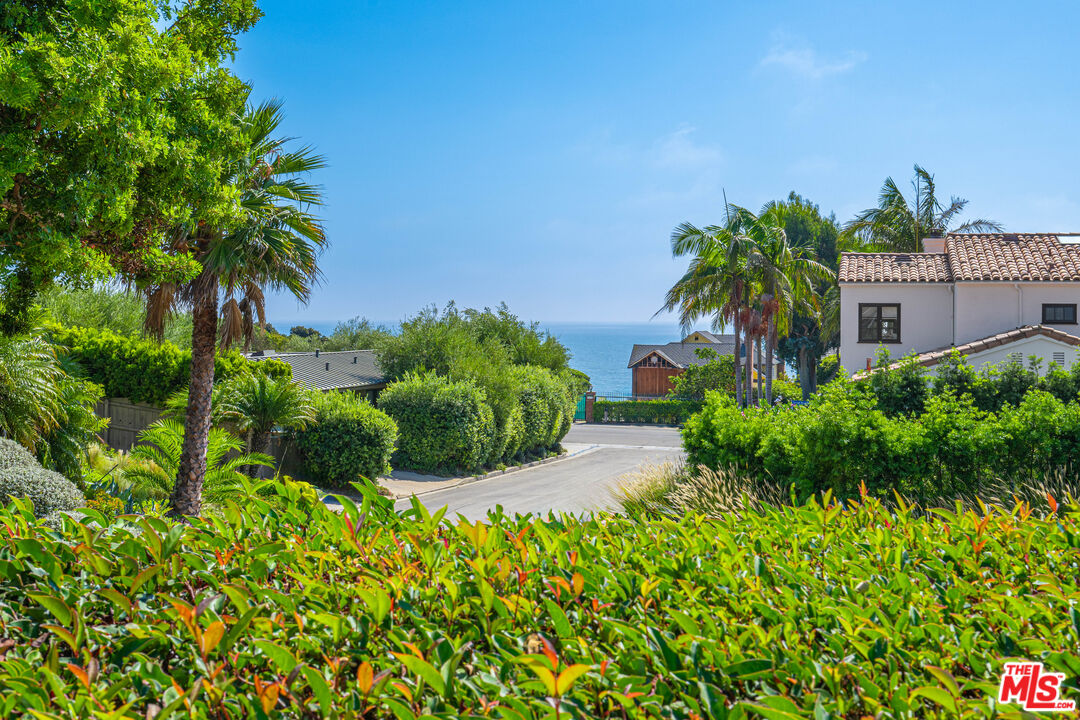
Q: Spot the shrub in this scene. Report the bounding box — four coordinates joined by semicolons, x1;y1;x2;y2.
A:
686;377;1080;502
513;365;574;452
378;373;495;472
595;398;703;424
0;439;84;517
293;391;398;486
668;348;734;399
0;490;1077;717
47;324;290;406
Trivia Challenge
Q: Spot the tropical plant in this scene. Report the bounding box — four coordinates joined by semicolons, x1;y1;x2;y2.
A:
123;420;273;505
216;373;315;476
139;100;327;516
753;202;835;403
662;212;754;406
844;164;1002;252
0;333;61;447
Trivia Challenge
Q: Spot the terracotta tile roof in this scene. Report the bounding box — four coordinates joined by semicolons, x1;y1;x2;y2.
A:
840;233;1080;283
838;252;952;282
946;234;1080;281
853;325;1080;378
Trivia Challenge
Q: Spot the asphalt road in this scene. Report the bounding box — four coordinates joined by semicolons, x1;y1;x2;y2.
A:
395;424;685;520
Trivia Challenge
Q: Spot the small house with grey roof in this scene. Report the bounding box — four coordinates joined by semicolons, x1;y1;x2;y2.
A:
627;330;783;397
247;349;387;401
839;231;1080;375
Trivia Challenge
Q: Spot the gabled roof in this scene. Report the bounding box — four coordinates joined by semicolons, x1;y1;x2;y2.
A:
854;325;1080;378
627;342;732;368
683;329;736;344
839;233;1080;283
248;350;386;391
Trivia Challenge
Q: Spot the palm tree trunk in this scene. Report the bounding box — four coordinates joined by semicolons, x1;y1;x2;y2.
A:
765;321;776;405
250;430;272;480
755;337;763;405
798;346;811;400
170;270;218;517
743;322;753;407
732;310;742;407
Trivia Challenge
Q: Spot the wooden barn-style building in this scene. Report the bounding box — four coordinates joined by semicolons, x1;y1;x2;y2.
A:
627;330;782;397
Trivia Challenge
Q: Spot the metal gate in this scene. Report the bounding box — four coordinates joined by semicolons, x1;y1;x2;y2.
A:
573;393;587;421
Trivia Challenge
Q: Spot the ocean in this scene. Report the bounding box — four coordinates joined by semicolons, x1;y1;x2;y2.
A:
299;320;685;397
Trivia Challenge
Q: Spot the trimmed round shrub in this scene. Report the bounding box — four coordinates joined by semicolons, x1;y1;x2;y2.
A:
293;392;398;488
378;373;495;473
513;365;574;454
0;439;85;517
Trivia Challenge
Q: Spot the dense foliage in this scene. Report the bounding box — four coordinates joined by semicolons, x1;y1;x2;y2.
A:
668;348;735;400
293;391;398;486
0;488;1078;718
866;348;1080;416
594;399;704;425
0;0;262;334
46;325;291;406
379;373;496;473
685;375;1080;502
39;286;195;349
0;438;84;519
376;305;580;470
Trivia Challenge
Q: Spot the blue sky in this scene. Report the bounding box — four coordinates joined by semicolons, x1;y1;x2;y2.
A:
232;1;1080;327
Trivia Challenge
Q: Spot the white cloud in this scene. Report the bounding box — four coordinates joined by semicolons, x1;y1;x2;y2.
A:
652;125;723;169
760;35;866;80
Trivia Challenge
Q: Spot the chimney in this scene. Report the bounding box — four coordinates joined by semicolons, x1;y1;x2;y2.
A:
325;362;330;371
352;356;358;363
315;349;320;357
922;227;946;253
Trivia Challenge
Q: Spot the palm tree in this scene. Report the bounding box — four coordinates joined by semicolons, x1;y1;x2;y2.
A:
662;215;756;407
125;420;274;504
755;203;835;403
0;333;61;448
845;165;1002;252
216;373;315;477
141;99;326;516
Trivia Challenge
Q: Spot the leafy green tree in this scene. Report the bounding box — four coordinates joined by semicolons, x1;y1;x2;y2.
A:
845;165;1002;252
140;100;327;517
1;0;262;335
668;348;735;400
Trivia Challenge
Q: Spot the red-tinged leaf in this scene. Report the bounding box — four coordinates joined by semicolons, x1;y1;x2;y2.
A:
1047;493;1058;513
67;663;91;690
600;659;610;676
43;624;78;652
356;661;373;694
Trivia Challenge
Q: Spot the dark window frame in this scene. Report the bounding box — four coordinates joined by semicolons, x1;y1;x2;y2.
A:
1042;303;1077;325
857;303;902;344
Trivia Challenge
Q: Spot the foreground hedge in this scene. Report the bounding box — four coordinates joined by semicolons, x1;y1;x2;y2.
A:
685;381;1080;501
594;398;703;424
293;391;397;486
47;325;291;406
0;489;1078;718
0;438;84;519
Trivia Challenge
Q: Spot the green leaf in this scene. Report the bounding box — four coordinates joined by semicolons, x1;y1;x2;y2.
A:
544;598;573;638
394;653;446;696
909;686;958;713
302;667;332;718
254;640;298;674
28;593;72;626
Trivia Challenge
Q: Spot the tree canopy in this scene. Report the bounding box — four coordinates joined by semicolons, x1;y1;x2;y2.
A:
0;0;262;334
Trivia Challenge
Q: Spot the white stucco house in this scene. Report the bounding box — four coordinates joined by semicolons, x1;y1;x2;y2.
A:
838;232;1080;375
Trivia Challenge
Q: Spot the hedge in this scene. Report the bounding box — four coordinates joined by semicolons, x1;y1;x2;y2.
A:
684;381;1080;502
0;438;84;518
594;398;703;424
293;391;397;487
514;365;574;453
0;487;1077;717
47;325;291;405
378;373;496;473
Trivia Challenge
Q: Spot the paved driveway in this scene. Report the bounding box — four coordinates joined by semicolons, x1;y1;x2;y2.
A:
395;424;684;520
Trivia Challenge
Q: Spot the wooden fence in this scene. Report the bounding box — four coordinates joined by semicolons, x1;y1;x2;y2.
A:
93;398;162;452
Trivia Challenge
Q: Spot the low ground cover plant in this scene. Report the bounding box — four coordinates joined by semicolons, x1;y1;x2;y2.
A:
0;487;1077;718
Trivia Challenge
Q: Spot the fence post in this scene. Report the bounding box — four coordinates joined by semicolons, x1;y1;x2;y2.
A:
585;391;596;423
